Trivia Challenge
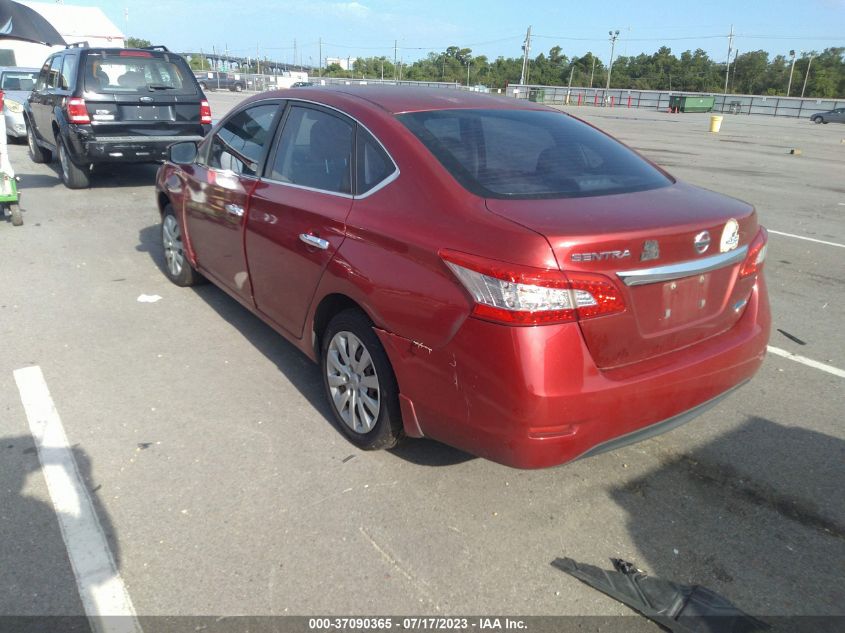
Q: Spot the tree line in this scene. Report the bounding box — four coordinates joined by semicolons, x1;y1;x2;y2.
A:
127;36;844;98
336;45;844;98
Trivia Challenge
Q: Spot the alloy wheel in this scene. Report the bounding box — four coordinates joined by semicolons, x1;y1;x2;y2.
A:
162;214;184;277
325;331;381;434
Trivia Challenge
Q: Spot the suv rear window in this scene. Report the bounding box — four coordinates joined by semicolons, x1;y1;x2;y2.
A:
83;53;196;95
399;109;671;199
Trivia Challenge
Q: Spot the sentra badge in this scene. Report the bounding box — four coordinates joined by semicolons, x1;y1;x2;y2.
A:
720;219;740;253
571;249;631;262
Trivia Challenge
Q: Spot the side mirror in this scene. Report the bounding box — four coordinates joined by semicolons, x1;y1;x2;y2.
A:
168;141;198;165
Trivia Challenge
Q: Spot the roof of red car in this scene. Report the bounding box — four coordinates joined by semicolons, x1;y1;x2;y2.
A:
277;85;547;115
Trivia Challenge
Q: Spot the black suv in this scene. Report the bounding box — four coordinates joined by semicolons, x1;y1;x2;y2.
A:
25;44;212;188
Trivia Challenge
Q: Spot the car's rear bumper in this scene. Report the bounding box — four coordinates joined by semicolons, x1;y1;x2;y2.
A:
378;276;770;469
65;126;210;163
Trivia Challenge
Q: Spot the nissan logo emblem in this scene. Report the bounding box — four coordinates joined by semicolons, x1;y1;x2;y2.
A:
694;231;711;254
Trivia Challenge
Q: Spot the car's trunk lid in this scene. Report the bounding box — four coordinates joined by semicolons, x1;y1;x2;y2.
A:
486;182;759;369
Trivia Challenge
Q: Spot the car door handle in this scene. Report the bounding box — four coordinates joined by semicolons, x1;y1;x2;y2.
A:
299;233;330;250
224;203;244;217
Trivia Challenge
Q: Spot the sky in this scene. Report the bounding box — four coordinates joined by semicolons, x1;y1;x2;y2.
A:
64;0;845;66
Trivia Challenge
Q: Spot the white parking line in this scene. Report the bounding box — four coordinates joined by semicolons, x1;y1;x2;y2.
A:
767;230;845;249
767;346;845;379
13;366;142;633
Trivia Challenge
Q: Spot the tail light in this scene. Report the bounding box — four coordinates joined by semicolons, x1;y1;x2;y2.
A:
739;227;768;278
440;250;625;326
200;99;212;125
66;98;90;124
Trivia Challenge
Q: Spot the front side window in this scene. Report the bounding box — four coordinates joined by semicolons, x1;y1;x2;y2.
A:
399;109;672;200
35;58;52;91
269;106;353;195
207;103;279;176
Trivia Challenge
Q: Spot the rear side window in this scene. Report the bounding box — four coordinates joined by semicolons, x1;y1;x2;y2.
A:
47;56;63;89
207;103;279;176
60;55;77;90
356;128;395;194
399;109;671;199
268;106;353;195
83;53;195;95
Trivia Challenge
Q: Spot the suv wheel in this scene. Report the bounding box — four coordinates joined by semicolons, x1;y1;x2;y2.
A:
234;83;243;92
27;124;51;163
321;310;404;450
57;137;90;189
812;116;823;124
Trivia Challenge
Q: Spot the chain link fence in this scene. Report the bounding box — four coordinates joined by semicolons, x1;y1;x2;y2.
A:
507;85;843;119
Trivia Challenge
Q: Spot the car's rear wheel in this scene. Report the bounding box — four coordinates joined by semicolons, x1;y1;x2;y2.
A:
234;83;243;92
57;138;90;189
161;204;200;286
27;124;51;163
321;310;403;450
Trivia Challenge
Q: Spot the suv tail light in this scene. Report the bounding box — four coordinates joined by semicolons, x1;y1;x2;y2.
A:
66;98;91;124
739;227;768;278
200;99;212;125
440;250;625;326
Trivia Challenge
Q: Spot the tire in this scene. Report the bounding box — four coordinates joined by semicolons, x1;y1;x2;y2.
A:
57;137;90;189
9;203;22;226
234;83;243;92
812;116;822;124
27;123;51;163
321;309;403;450
161;203;200;286
199;82;208;91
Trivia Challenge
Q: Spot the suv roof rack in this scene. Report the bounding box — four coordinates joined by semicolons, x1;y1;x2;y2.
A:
66;41;90;49
142;45;170;52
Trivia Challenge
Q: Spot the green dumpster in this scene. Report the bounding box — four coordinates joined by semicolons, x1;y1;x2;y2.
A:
528;88;545;103
670;95;716;113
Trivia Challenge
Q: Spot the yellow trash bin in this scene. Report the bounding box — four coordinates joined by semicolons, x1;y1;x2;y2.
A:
709;115;724;133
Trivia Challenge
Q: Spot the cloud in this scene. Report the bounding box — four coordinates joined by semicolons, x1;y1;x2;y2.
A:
331;2;372;18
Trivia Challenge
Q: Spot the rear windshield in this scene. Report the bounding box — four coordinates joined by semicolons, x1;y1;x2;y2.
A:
1;71;38;91
399;109;672;199
83;53;196;95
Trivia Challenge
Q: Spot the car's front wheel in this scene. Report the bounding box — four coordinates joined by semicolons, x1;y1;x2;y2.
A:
57;138;90;189
812;116;822;124
321;310;403;450
27;124;51;163
161;204;201;286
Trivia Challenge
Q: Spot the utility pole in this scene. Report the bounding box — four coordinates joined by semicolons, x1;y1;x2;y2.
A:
730;48;738;92
519;26;532;85
256;43;260;75
293;38;297;69
567;64;574;104
723;24;733;95
589;56;596;88
466;60;471;87
786;49;797;96
605;30;620;102
800;54;814;98
318;38;322;76
394;40;398;81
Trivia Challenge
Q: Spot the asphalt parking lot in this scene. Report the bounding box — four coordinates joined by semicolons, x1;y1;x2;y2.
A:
1;91;843;629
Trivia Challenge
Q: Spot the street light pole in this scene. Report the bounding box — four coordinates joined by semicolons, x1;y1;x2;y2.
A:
786;49;797;96
800;54;814;98
605;30;619;104
466;60;471;87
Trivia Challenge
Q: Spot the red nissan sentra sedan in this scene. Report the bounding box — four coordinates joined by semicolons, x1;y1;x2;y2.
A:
155;87;770;469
